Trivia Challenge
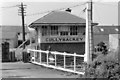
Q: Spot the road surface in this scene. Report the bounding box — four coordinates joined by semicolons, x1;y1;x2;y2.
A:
1;62;80;78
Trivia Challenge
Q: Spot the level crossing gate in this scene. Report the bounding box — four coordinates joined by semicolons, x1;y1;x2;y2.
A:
27;49;85;75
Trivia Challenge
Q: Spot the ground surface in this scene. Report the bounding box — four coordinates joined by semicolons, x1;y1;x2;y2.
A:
1;62;80;78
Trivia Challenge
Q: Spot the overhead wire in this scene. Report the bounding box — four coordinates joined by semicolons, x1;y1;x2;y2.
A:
26;2;87;16
1;1;116;23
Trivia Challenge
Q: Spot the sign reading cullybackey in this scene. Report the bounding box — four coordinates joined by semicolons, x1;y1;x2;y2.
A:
41;36;85;43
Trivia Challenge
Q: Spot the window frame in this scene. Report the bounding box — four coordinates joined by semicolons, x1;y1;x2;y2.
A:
42;26;48;36
60;31;69;36
70;26;78;35
50;25;58;36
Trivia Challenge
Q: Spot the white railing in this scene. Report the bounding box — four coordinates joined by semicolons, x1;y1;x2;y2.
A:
27;49;85;75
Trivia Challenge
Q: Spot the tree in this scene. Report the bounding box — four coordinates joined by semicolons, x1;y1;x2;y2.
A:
97;41;108;55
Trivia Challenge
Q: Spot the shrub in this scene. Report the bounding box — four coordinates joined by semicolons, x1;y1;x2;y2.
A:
82;41;120;79
83;50;120;79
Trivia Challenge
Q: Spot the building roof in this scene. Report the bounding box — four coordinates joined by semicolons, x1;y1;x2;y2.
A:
30;11;86;27
93;25;119;34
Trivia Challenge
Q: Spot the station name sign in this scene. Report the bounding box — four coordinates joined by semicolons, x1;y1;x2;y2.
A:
45;37;85;43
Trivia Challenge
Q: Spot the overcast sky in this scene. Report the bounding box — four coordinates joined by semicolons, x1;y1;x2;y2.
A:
0;0;119;27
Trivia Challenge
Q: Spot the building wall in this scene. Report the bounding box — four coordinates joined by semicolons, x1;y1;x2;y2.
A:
36;25;85;54
2;39;17;48
94;33;120;53
40;42;85;55
2;35;18;48
9;39;16;48
13;35;18;48
94;34;109;46
109;34;120;51
37;26;85;43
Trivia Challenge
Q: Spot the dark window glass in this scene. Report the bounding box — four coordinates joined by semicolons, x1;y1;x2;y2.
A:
42;26;47;36
70;26;78;35
50;26;58;35
60;31;68;36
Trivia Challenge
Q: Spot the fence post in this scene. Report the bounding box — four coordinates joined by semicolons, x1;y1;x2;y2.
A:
64;52;66;69
47;51;49;65
40;51;41;64
34;51;36;62
74;53;76;72
27;50;31;62
55;53;57;67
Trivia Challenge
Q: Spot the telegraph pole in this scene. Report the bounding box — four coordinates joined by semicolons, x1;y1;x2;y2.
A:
18;2;26;49
91;0;93;21
85;0;93;64
89;0;94;62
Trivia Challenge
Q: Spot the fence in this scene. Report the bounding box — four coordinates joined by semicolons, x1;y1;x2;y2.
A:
27;49;85;75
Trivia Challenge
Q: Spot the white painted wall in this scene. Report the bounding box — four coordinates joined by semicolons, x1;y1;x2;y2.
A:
109;34;120;51
38;28;42;43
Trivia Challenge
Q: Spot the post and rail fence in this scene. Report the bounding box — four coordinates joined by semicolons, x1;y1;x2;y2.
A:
27;49;86;75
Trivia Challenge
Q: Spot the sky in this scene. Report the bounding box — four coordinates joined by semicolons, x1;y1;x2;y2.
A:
118;1;120;25
0;0;119;28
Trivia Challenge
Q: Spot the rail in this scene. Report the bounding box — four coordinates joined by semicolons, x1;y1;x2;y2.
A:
15;40;29;61
17;40;28;49
27;49;85;75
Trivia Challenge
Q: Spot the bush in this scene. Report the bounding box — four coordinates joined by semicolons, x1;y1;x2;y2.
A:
84;50;120;79
82;41;120;79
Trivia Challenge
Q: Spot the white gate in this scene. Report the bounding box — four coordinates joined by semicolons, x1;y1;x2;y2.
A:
27;49;85;75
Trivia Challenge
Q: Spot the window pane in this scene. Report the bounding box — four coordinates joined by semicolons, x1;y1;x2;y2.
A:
50;26;58;35
60;31;68;36
70;26;78;35
42;26;48;36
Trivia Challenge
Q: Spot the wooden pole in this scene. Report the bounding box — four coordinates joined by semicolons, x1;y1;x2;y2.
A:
85;0;93;64
89;0;94;62
21;3;26;49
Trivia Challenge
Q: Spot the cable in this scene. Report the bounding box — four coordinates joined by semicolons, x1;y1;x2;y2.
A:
26;2;87;16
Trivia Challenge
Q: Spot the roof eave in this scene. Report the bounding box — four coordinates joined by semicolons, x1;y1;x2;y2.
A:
29;22;98;28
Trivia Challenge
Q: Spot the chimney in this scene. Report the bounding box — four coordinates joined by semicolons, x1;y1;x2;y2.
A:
65;8;72;12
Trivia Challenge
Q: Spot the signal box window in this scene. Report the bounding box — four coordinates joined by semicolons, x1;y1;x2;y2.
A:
42;26;48;36
70;26;78;35
60;31;68;36
50;26;58;35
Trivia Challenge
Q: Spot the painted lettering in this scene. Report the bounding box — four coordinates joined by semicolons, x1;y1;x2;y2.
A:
45;37;84;42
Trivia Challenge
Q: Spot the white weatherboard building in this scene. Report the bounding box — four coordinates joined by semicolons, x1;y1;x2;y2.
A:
29;11;97;55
